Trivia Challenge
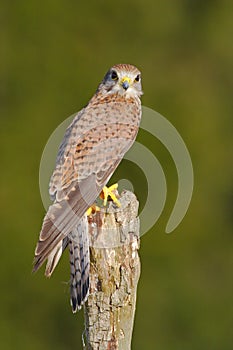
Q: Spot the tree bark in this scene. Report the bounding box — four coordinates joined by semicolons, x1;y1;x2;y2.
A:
83;190;140;350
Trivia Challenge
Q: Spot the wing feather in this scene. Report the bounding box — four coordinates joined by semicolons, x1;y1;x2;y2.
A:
33;158;123;272
34;100;140;273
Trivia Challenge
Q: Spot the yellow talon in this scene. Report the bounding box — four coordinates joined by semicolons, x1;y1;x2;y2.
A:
87;184;121;214
101;184;121;207
86;205;100;216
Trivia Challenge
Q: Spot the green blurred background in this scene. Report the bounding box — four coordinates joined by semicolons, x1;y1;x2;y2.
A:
1;0;232;349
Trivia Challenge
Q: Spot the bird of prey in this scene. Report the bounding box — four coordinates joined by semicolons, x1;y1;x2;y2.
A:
33;63;143;312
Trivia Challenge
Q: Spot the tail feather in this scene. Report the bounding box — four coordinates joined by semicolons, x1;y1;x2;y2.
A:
69;217;90;312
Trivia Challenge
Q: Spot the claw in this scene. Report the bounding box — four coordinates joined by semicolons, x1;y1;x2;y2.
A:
86;205;100;216
101;184;121;207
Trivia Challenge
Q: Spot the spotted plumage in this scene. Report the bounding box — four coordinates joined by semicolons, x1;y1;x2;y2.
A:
33;63;143;312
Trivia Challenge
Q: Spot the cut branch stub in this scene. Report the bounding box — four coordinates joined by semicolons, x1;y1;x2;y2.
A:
84;190;140;350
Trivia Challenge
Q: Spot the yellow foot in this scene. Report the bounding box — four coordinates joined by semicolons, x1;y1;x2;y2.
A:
86;205;100;216
101;184;121;207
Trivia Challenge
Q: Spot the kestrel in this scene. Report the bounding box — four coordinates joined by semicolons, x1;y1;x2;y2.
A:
33;63;143;312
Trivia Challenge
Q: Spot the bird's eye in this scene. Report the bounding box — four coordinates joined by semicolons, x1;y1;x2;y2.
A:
134;74;140;82
111;70;118;80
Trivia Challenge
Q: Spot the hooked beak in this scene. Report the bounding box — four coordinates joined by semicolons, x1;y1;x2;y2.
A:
121;77;131;90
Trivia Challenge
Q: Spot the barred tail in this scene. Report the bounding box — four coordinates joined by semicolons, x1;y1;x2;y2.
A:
69;216;90;313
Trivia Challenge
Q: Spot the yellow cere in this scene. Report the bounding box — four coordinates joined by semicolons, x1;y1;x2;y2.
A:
121;76;132;85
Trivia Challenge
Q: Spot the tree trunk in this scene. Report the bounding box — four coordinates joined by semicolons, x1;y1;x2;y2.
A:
83;190;140;350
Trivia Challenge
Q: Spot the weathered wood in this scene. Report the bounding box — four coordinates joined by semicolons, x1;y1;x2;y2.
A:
83;190;140;350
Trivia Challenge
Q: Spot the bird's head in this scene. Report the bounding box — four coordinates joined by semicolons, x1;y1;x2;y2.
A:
98;64;143;98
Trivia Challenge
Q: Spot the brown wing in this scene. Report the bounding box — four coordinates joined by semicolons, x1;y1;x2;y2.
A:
33;157;123;272
49;109;85;201
34;102;139;272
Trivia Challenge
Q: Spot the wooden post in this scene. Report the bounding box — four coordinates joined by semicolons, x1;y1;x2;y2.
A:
83;190;140;350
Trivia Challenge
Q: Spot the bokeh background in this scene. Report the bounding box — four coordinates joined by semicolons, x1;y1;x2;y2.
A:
1;1;232;349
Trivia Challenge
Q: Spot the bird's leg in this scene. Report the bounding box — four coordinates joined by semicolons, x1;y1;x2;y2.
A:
100;183;121;207
87;184;121;215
